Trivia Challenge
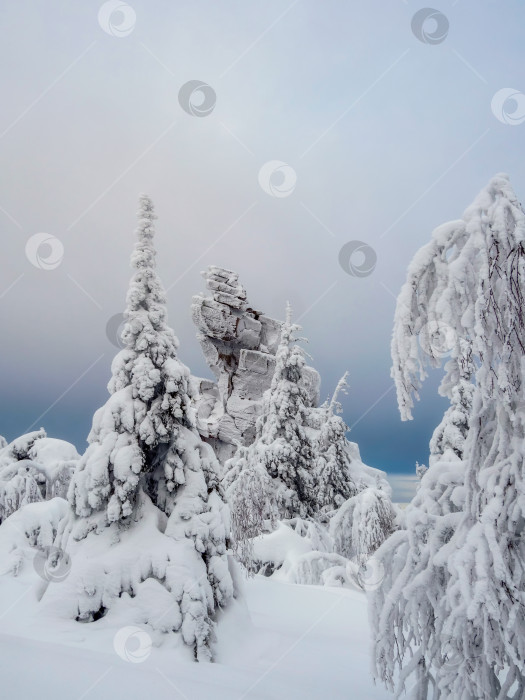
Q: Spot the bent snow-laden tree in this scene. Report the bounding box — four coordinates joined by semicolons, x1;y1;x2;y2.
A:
372;174;525;698
222;445;276;571
330;486;396;566
50;195;234;660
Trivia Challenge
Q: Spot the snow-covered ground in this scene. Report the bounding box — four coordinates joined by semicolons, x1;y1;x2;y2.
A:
0;572;390;699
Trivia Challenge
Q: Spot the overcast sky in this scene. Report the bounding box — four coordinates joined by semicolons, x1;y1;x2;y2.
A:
1;1;524;492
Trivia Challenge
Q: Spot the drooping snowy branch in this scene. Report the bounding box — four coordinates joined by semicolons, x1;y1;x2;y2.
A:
391;218;470;421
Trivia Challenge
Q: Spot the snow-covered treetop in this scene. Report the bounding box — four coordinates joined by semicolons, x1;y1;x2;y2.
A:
328;372;348;416
268;302;303;391
109;195;182;402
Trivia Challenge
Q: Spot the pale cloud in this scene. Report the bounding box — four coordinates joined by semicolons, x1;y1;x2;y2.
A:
386;474;419;504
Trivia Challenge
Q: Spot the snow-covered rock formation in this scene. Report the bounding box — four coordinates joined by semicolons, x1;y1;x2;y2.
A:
191;266;320;463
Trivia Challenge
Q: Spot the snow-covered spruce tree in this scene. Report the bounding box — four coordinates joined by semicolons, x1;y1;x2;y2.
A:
225;305;316;519
69;196;192;524
315;373;359;513
261;307;319;519
224;331;396;577
372;174;525;698
314;373;392;513
313;373;396;569
53;195;233;661
222;306;318;572
371;214;474;696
